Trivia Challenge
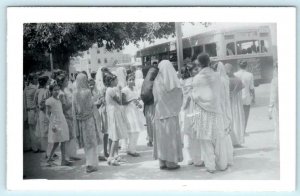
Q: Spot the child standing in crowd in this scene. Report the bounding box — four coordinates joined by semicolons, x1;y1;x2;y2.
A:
56;74;81;161
45;84;72;166
34;75;51;157
104;73;129;166
182;62;203;166
122;73;146;157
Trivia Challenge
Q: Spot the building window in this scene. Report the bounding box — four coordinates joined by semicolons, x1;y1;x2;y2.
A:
98;58;101;64
88;59;91;64
87;50;90;55
104;58;108;63
97;49;100;54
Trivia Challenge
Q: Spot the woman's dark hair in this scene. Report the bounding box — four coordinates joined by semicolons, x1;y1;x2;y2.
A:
103;72;117;87
91;71;97;80
49;83;59;93
126;73;135;81
88;78;96;85
239;60;247;69
38;76;49;88
56;74;66;89
197;53;210;68
81;71;88;77
181;66;190;79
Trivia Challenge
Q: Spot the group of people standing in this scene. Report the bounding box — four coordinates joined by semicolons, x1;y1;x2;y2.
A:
23;51;278;175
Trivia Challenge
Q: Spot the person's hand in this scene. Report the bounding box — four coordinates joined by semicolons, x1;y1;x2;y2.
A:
183;97;191;110
52;126;57;133
251;98;255;105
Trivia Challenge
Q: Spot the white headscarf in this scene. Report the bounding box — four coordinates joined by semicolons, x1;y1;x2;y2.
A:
156;60;181;92
217;62;232;128
115;67;127;88
96;67;105;90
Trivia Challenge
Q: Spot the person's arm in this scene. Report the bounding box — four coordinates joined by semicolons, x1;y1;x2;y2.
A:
250;75;255;104
46;105;51;119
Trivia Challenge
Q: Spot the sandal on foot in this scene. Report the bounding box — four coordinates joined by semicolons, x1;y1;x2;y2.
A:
107;158;120;166
61;160;73;166
98;156;107;161
159;165;167;170
167;165;180;170
127;152;140;157
69;157;81;161
86;165;98;173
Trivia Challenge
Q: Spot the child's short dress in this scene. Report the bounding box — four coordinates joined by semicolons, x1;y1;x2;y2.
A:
122;86;146;133
105;87;129;141
45;97;69;143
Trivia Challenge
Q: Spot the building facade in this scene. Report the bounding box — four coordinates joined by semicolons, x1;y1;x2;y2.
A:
71;43;132;74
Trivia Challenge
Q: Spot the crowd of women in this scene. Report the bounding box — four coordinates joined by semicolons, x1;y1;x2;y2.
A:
23;52;279;174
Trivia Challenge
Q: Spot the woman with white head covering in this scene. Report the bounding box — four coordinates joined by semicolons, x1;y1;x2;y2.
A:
215;62;234;170
73;73;100;173
114;67;127;89
135;69;144;95
153;60;183;170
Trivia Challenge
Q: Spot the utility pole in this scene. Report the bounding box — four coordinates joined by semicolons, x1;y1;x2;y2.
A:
175;22;183;79
49;44;54;73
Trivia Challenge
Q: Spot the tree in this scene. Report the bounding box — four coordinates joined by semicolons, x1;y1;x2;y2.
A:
23;23;175;74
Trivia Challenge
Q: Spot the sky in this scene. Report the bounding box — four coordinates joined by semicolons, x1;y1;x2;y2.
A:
122;22;277;57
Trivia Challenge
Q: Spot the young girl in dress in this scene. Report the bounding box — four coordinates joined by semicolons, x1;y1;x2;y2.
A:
122;73;146;157
104;73;129;166
45;84;72;166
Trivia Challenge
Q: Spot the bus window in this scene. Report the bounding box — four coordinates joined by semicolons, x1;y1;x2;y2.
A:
260;40;269;53
192;45;204;60
183;48;192;59
204;43;217;57
169;52;177;62
236;40;259;55
226;42;236;56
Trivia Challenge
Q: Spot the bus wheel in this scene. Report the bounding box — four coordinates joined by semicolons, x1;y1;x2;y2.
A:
254;81;260;87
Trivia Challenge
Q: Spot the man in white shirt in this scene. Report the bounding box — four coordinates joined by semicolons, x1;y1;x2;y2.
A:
234;61;255;135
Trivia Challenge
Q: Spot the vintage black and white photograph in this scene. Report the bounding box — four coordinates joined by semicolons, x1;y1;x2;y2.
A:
7;7;296;191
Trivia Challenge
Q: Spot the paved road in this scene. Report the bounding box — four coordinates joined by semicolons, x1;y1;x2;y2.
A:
23;83;279;180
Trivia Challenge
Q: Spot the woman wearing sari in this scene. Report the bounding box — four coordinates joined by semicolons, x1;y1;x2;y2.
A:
153;60;183;170
225;63;245;147
215;62;234;169
73;73;100;173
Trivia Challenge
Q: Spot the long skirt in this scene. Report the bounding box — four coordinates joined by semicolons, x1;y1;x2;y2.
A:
230;93;245;146
65;117;78;158
76;117;98;167
153;116;183;163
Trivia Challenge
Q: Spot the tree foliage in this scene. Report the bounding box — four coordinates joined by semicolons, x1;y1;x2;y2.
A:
23;23;175;74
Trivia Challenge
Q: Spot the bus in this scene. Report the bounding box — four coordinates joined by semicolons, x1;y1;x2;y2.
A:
136;25;275;86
